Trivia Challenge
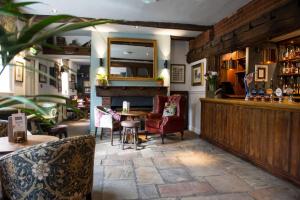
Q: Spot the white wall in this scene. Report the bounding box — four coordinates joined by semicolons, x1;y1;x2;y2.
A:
170;41;190;91
170;40;207;135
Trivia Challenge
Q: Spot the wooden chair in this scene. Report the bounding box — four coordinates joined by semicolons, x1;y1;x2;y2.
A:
94;106;121;145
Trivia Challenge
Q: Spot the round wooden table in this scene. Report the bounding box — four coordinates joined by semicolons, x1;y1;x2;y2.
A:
0;135;59;154
117;111;148;119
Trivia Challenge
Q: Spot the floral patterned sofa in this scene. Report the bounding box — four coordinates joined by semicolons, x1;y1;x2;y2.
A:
0;120;8;138
0;135;95;200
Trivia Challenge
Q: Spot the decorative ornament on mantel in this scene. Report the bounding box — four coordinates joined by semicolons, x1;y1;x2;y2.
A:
155;76;164;86
96;58;109;86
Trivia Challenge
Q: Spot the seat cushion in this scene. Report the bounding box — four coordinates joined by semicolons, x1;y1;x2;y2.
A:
146;118;162;129
121;120;140;128
162;104;177;117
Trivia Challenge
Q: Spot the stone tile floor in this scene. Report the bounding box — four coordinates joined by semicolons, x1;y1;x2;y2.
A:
91;131;300;200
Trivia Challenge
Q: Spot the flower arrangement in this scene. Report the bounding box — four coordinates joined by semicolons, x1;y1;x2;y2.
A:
96;73;108;86
155;76;164;86
204;71;218;91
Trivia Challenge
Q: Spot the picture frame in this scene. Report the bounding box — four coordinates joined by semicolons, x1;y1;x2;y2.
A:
39;63;47;83
171;64;185;83
84;87;90;94
191;63;203;86
255;64;268;82
15;61;24;82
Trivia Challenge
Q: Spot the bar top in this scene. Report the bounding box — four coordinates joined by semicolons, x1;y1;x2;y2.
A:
200;98;300;112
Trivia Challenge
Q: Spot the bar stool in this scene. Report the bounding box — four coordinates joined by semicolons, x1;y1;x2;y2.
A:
49;124;68;139
121;120;140;150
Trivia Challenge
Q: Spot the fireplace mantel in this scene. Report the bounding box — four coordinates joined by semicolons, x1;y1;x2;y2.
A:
95;86;168;97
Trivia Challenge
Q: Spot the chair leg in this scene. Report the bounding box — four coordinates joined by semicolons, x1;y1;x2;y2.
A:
134;127;138;150
100;128;103;140
161;134;164;144
95;127;98;137
145;131;148;139
119;127;122;141
181;131;184;140
121;127;125;150
86;192;92;200
110;128;113;146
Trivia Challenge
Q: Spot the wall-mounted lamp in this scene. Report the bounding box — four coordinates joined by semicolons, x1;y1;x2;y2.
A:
99;58;104;67
164;60;168;69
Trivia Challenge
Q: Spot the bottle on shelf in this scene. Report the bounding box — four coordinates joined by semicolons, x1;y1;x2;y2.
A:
284;47;289;60
282;63;286;74
289;46;295;59
291;63;296;74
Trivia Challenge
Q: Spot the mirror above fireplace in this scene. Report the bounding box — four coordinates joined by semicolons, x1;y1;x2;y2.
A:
107;38;157;81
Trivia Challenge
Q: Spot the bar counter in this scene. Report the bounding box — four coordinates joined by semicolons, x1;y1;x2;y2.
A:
200;98;300;186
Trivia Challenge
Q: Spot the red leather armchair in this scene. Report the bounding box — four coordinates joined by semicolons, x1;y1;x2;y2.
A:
145;95;186;144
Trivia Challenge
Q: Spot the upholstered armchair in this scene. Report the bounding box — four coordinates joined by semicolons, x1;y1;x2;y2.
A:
145;95;186;144
94;106;121;145
0;120;8;137
0;135;95;200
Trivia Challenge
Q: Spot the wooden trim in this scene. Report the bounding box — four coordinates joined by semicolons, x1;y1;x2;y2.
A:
29;15;211;32
171;36;195;41
200;98;300;112
107;37;157;81
95;86;168;97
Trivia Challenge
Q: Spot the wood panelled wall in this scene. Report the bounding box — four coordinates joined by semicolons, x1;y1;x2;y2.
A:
201;99;300;185
187;0;300;66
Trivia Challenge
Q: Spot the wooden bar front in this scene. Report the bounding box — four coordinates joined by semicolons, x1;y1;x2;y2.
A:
200;98;300;185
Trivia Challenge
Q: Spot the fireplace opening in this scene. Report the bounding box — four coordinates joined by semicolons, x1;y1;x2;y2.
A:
111;96;153;111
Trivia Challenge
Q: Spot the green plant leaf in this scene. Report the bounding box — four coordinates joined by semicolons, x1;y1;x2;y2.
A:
0;1;39;17
0;96;48;116
18;14;74;43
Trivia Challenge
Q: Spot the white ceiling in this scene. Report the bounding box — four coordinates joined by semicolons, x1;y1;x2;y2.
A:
20;0;251;37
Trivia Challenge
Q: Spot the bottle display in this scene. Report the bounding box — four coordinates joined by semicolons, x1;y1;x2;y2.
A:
279;43;300;96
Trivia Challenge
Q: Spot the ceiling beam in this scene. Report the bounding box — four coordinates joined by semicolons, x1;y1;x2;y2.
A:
28;15;212;32
171;36;195;41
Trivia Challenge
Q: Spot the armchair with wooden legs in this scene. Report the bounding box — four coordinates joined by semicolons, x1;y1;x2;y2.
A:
94;106;121;145
145;95;186;144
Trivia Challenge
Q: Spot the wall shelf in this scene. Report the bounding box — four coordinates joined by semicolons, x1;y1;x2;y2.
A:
95;86;168;97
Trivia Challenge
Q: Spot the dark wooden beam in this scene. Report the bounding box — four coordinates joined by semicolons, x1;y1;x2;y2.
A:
171;36;195;41
187;0;300;63
27;14;212;32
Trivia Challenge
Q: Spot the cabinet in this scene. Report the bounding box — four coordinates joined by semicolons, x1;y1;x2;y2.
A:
220;50;246;95
200;98;300;186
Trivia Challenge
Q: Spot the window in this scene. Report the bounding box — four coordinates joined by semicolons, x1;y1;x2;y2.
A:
0;65;12;93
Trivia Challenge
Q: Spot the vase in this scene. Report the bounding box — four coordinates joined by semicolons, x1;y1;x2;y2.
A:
208;83;216;92
157;80;164;86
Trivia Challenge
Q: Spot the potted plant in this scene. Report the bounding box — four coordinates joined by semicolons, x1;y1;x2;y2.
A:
0;0;116;118
204;71;218;91
96;73;108;86
155;76;164;86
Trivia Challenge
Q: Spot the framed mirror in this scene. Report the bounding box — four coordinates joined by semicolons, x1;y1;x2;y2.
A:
107;38;157;80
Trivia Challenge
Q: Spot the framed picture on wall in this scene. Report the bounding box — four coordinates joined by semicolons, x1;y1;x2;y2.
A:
191;63;203;86
255;64;268;82
171;64;185;83
39;63;47;83
15;61;24;82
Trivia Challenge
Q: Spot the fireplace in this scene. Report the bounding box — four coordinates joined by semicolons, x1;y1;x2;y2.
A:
96;86;168;111
111;96;153;111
